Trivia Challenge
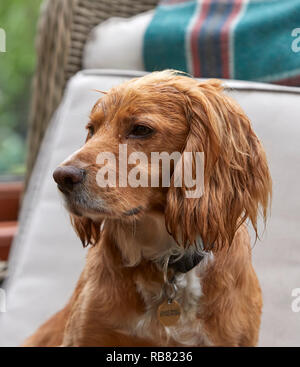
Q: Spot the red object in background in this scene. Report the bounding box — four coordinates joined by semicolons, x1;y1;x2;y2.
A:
0;182;23;260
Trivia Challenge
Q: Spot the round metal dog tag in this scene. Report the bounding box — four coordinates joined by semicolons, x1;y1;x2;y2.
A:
157;300;182;327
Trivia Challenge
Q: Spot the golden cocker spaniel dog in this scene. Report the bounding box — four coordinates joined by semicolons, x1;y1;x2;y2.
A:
23;71;272;347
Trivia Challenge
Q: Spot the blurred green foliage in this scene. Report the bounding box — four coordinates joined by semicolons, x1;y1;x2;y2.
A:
0;0;42;178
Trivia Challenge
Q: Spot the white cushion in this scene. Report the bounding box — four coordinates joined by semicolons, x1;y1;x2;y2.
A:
83;11;153;71
0;70;299;347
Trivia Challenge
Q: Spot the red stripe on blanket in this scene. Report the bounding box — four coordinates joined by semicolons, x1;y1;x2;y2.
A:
220;0;244;79
190;0;212;77
273;75;300;87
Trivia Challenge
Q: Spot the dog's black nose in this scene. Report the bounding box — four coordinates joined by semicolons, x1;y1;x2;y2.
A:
53;166;85;192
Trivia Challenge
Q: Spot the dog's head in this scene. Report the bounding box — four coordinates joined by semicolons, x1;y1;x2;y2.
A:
53;71;271;250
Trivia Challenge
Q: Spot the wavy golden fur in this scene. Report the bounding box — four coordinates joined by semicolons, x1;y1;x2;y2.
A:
23;71;271;347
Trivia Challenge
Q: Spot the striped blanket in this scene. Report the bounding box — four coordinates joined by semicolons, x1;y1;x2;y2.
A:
144;0;300;86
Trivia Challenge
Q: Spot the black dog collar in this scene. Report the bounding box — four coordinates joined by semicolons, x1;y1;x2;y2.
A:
168;251;204;273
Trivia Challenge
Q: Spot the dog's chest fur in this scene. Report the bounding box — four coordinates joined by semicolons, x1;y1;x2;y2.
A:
131;265;212;346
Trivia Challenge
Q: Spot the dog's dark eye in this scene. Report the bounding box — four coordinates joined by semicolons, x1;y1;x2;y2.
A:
87;125;95;137
128;124;154;139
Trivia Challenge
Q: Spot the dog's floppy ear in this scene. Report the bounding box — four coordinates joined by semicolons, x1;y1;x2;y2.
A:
165;79;272;250
70;215;102;247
